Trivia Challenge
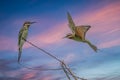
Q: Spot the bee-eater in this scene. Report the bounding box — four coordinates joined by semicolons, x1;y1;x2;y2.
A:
64;12;98;52
18;21;36;63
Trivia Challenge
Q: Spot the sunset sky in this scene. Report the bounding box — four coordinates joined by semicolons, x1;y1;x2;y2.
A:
0;0;120;80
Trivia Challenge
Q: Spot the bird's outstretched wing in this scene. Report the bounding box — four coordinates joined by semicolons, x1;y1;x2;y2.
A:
75;25;91;40
67;12;75;33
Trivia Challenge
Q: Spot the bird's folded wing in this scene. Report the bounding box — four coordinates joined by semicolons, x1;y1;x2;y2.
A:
75;26;91;40
67;12;75;33
18;28;24;46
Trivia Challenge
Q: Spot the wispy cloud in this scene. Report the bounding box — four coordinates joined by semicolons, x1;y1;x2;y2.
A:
26;1;120;49
75;1;120;35
0;58;63;80
0;36;17;51
63;53;77;64
1;0;120;52
23;23;68;48
74;1;120;48
98;38;120;48
22;72;37;80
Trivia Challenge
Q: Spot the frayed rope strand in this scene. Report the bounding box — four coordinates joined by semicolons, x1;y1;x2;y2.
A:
21;38;86;80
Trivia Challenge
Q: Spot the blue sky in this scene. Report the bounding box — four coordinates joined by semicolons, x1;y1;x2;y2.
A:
0;0;120;80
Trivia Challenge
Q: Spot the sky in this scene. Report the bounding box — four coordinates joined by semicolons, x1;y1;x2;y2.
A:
0;0;120;80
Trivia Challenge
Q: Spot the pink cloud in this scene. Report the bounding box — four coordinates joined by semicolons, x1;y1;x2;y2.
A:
75;2;120;36
23;23;68;48
102;28;120;36
2;2;120;51
0;22;68;51
98;38;120;48
74;2;120;48
22;72;36;80
24;1;120;49
0;36;17;51
6;68;60;80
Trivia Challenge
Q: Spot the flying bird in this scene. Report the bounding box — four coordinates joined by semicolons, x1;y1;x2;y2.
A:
64;12;98;52
18;21;36;63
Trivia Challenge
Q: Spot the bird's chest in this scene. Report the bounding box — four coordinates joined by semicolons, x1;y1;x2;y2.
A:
73;36;82;42
23;28;29;37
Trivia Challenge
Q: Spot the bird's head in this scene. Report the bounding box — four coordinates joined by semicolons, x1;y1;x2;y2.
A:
64;33;74;39
23;21;36;27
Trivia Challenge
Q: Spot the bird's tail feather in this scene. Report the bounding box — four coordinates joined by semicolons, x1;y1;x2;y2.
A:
85;40;98;52
18;47;22;63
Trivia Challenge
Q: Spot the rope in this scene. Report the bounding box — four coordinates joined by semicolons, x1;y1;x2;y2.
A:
23;38;62;63
20;38;86;80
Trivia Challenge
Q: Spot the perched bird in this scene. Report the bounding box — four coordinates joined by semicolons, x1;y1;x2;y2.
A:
18;21;36;63
64;12;98;52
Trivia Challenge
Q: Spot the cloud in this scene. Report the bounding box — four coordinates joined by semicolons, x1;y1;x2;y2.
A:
23;23;68;48
91;75;120;80
74;1;120;48
0;36;17;51
24;1;120;49
63;53;76;64
40;75;54;80
22;72;37;80
75;1;120;35
0;58;63;80
1;0;120;52
98;38;120;48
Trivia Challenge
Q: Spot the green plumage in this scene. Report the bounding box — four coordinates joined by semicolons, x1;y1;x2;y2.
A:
71;36;97;52
18;21;36;63
65;12;98;52
18;26;29;63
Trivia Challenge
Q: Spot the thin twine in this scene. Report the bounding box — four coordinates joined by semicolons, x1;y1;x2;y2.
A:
21;38;86;80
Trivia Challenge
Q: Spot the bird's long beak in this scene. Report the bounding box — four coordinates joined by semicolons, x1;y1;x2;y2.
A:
30;22;36;24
